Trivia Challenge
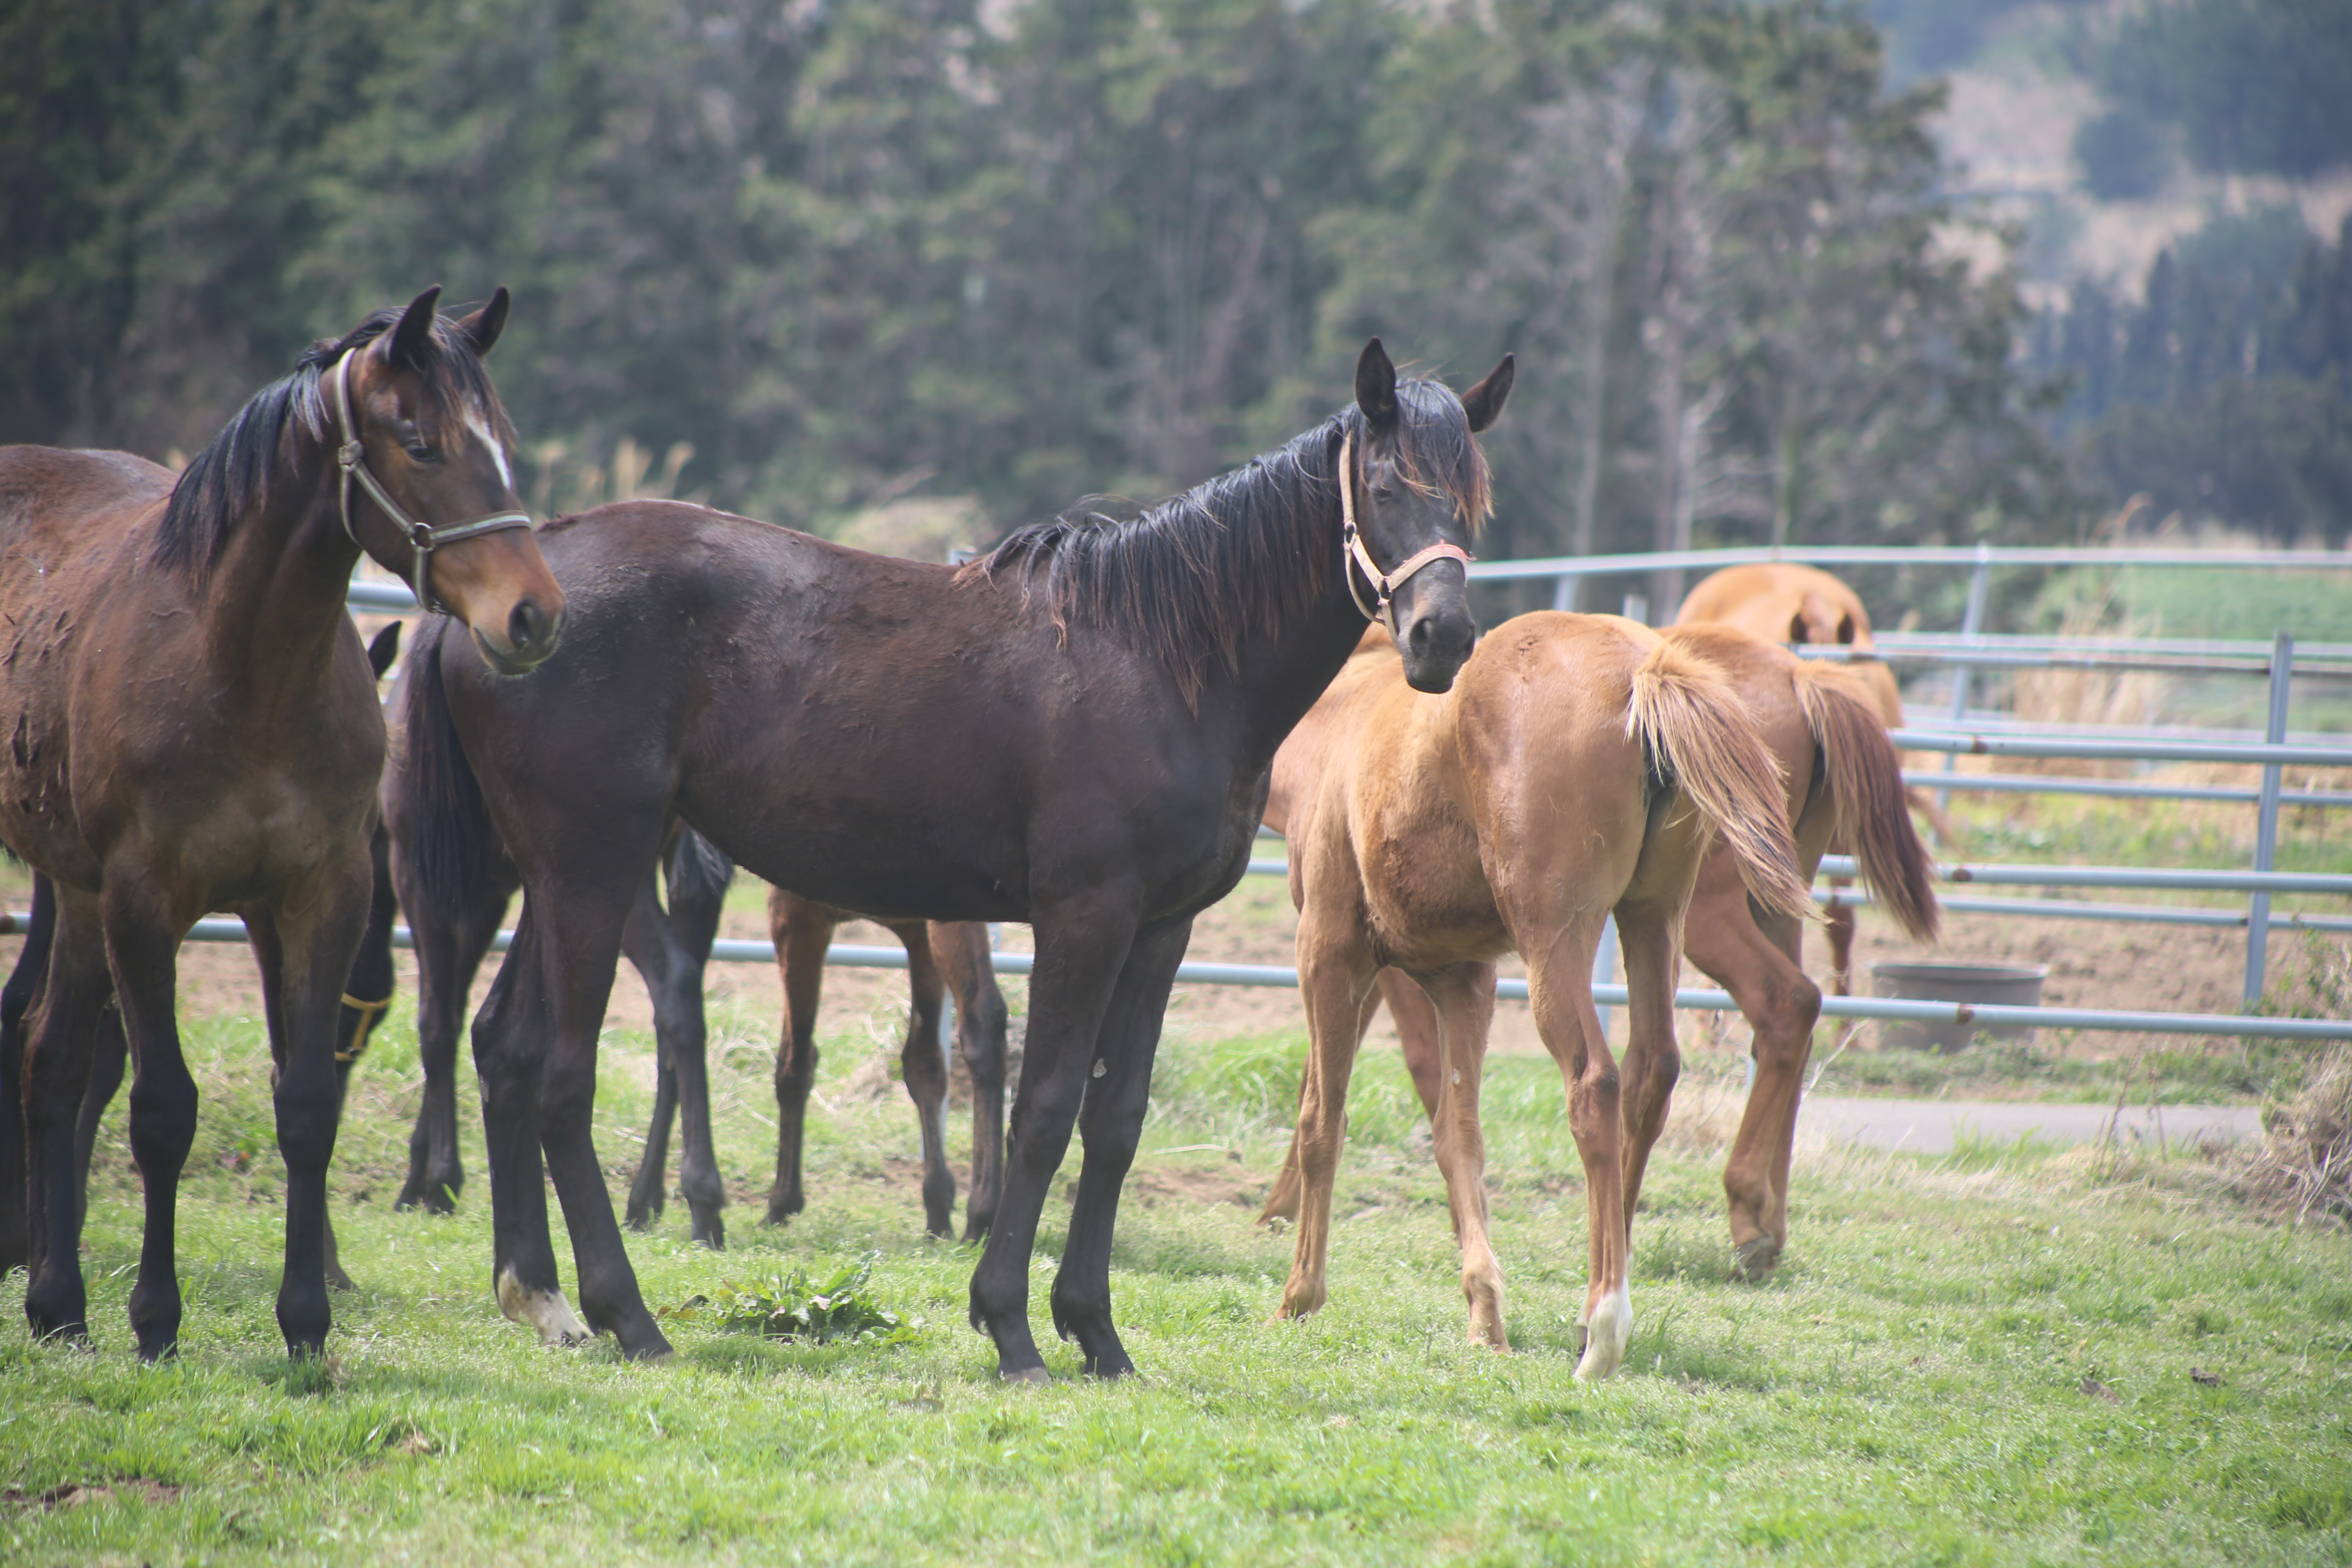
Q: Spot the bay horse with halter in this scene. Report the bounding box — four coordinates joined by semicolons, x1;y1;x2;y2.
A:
1258;621;1939;1308
0;288;563;1359
1674;561;1951;991
1256;612;1815;1379
399;341;1510;1373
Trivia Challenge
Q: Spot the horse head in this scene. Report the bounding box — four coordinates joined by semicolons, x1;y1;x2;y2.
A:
1345;339;1511;693
332;286;566;674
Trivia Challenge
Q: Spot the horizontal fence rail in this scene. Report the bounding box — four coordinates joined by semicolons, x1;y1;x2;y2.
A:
33;915;2325;1045
1816;886;2352;933
1464;543;2352;583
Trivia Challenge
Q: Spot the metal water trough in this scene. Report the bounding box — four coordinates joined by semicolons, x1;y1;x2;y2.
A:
1871;962;2048;1053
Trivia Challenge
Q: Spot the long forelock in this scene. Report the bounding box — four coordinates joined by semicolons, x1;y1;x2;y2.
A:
154;309;505;578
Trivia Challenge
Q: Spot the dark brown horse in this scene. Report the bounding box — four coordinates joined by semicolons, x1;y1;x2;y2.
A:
370;764;1010;1245
401;341;1510;1372
0;288;564;1359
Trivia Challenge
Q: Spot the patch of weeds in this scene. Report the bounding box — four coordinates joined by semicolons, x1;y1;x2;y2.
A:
661;1254;920;1345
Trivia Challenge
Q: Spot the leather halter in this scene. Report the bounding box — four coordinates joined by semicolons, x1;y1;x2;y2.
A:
1338;428;1473;628
329;345;533;615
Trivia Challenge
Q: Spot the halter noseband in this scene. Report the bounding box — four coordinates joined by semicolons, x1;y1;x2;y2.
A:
1338;428;1473;629
330;345;533;615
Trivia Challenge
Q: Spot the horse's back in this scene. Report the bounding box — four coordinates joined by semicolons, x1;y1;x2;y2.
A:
0;446;174;542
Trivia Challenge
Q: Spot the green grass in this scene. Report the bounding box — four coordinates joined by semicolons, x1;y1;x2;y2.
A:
3;1001;2348;1565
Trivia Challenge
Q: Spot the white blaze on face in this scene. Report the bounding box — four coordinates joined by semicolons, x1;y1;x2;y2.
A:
466;405;516;492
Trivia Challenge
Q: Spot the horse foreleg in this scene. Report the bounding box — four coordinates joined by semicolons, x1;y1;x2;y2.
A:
1526;920;1627;1381
1049;915;1191;1379
764;889;835;1227
20;888;107;1343
470;902;589;1348
1417;961;1505;1348
967;898;1138;1382
892;922;956;1239
1275;906;1379;1328
933;920;1007;1242
249;857;371;1358
532;870;670;1359
0;874;56;1277
102;887;212;1361
1258;978;1393;1226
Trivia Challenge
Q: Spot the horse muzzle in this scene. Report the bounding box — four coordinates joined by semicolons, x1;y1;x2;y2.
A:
1389;561;1477;693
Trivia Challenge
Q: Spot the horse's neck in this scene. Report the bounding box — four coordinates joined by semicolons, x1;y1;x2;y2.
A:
197;445;362;688
1212;562;1372;774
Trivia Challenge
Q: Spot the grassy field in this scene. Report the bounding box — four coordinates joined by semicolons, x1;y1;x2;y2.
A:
2;990;2347;1566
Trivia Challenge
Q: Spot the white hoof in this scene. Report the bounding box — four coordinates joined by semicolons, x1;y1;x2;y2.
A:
497;1266;593;1346
1573;1283;1632;1381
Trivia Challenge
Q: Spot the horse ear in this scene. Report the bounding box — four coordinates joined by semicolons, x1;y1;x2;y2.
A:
388;285;443;368
1355;339;1398;429
366;621;403;680
1461;354;1514;433
454;286;511;358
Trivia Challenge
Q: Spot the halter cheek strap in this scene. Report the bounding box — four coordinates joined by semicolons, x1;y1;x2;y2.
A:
330;346;533;615
1338;429;1474;629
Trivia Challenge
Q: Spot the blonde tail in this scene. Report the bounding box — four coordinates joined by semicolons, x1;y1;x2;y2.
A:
1626;641;1814;922
1791;662;1942;944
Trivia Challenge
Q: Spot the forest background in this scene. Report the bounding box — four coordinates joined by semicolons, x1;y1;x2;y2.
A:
5;0;2349;624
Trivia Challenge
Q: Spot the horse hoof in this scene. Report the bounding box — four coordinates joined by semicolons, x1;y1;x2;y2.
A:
1731;1236;1782;1283
999;1364;1051;1386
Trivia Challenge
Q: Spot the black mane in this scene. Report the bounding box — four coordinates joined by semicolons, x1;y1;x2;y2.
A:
152;307;507;579
966;379;1490;703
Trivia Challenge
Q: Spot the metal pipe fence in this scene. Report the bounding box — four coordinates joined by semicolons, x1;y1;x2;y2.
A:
69;915;2341;1044
331;543;2352;1035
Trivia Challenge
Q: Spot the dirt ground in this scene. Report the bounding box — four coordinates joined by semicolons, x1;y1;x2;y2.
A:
1;845;2297;1076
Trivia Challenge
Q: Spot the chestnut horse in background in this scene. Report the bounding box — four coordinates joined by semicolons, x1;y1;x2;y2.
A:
1264;613;1814;1380
399;341;1509;1372
0;288;564;1359
1675;561;1949;989
1261;622;1939;1290
761;889;1009;1240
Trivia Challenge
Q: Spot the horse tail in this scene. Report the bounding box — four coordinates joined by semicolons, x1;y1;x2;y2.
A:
664;825;735;910
1626;638;1814;923
398;617;499;926
1791;662;1942;944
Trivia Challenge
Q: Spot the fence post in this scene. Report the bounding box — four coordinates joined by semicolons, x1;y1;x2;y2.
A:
1552;573;1575;614
2243;630;2293;1008
1936;542;1993;815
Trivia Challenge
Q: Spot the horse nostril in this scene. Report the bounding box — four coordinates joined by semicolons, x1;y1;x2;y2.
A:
1408;617;1434;659
510;599;547;651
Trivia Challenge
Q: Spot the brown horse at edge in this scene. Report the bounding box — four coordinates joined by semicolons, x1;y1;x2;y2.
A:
0;288;564;1359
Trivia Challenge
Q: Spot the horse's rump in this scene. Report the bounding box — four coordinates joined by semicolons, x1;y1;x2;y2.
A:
1625;637;1814;922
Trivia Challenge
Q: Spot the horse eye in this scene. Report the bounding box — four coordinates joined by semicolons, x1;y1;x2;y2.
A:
404;440;437;462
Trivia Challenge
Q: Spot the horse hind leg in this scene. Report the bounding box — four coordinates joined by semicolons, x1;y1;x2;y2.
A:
765;889;835;1227
893;922;957;1238
1260;973;1423;1227
20;889;109;1343
1523;917;1630;1381
655;855;730;1249
397;880;506;1212
0;874;59;1277
934;920;1008;1242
